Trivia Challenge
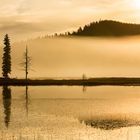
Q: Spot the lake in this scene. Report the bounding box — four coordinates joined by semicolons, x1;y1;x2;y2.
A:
1;86;140;140
0;36;140;78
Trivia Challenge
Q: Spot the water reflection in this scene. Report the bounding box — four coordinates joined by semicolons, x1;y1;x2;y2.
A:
82;85;87;92
81;119;140;130
25;86;29;116
2;86;29;128
1;86;140;139
2;86;11;128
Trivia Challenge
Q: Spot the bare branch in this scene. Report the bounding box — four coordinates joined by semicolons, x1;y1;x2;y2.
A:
20;46;32;80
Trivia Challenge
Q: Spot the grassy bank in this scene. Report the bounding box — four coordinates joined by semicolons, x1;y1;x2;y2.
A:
1;77;140;86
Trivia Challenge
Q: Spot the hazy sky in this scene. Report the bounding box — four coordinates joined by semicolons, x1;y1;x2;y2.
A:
0;0;140;41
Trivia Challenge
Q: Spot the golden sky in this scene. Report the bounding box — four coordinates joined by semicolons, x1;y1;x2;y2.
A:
0;0;140;41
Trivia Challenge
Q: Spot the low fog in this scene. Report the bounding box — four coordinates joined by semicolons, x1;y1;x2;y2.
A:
1;36;140;78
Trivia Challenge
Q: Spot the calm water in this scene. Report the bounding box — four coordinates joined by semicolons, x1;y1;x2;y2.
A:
0;36;140;78
1;86;140;140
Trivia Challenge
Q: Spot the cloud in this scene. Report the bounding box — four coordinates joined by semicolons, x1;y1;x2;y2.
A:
16;0;31;14
0;0;139;41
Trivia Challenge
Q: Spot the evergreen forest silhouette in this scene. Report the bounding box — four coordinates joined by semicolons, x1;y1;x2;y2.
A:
68;20;140;36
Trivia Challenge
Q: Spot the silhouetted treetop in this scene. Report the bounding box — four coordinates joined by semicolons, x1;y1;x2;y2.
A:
2;34;11;78
70;20;140;36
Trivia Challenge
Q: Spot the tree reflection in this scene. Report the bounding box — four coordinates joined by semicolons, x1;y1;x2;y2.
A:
2;86;11;128
25;86;29;116
82;85;87;92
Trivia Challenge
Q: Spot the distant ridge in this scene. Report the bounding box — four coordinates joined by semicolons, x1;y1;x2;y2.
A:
67;20;140;36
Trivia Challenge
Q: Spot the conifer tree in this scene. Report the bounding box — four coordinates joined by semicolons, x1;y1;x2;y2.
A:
2;34;11;78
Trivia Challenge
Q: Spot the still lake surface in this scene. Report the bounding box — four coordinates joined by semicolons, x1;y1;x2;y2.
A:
1;86;140;140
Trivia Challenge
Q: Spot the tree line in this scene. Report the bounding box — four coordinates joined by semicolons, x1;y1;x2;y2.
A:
56;20;140;37
71;20;140;36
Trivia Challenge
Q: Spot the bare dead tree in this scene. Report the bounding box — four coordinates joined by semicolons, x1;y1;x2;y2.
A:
20;46;31;81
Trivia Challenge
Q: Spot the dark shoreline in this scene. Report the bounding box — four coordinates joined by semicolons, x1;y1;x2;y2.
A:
1;77;140;86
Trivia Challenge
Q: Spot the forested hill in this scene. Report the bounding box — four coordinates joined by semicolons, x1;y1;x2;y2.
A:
70;20;140;36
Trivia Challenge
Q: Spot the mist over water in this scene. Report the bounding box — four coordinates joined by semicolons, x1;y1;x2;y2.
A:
1;86;140;139
1;36;140;78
